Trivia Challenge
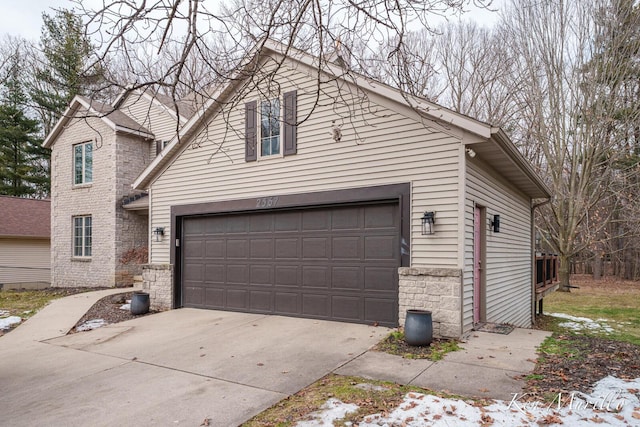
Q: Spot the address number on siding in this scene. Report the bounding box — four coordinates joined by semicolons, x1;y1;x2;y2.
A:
256;196;279;208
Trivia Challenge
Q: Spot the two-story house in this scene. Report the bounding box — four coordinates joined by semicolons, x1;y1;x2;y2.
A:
43;90;192;287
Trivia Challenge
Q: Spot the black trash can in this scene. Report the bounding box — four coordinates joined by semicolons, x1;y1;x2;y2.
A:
404;309;433;346
131;291;150;315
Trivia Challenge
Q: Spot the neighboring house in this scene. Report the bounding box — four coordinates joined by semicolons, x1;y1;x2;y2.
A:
0;196;51;288
42;90;192;288
128;40;551;338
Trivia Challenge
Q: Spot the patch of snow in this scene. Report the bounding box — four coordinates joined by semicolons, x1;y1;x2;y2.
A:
0;309;10;317
305;377;640;426
0;316;21;330
119;303;131;311
75;318;107;332
295;398;359;426
547;312;614;334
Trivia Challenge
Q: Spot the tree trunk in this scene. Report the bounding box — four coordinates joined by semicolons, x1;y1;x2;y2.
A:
558;254;572;292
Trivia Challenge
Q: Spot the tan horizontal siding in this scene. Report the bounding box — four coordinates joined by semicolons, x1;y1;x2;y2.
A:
149;61;463;266
463;159;532;331
120;94;180;143
0;238;50;284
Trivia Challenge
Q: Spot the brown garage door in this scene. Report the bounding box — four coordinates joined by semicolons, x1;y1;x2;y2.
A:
181;202;400;326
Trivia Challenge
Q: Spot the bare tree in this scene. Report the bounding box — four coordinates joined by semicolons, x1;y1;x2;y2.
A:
69;1;492;117
503;0;640;290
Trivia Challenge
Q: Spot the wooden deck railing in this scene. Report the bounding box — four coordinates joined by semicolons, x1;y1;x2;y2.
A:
536;253;558;286
535;253;559;314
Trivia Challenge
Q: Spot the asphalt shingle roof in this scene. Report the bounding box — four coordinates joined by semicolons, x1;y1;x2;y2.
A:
0;196;50;238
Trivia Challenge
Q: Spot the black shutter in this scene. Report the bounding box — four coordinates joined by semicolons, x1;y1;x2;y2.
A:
283;90;297;156
245;100;257;162
155;140;162;156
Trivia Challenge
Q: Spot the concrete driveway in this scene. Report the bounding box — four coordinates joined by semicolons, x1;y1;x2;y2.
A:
0;294;389;426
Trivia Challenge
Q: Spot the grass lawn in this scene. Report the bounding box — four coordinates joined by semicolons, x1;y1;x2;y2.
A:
539;274;640;345
0;288;97;332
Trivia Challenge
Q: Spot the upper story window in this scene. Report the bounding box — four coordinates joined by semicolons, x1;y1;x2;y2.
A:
260;98;281;157
245;90;297;162
73;215;92;257
74;141;93;185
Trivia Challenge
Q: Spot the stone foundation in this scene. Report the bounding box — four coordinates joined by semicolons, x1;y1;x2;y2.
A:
142;264;173;310
398;267;462;338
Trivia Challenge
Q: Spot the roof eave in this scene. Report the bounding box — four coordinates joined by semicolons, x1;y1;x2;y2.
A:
490;128;552;199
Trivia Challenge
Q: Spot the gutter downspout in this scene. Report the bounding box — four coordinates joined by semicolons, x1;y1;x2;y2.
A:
531;198;551;323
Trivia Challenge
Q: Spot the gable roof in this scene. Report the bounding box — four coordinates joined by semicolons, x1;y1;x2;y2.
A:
43;95;154;149
132;39;550;199
0;196;50;239
112;87;197;123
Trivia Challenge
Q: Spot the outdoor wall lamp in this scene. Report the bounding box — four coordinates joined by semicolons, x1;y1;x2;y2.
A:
491;215;501;233
421;211;436;235
153;227;165;242
465;147;476;158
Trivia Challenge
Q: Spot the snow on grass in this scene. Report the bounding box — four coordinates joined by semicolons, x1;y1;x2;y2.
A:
0;316;22;330
547;312;614;334
295;398;359;426
0;309;10;317
75;318;107;332
300;377;640;426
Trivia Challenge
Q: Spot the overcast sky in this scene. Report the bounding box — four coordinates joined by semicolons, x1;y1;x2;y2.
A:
0;1;503;42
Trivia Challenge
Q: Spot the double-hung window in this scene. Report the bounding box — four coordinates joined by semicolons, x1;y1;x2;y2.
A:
245;91;297;162
73;216;92;257
74;141;93;185
260;98;281;157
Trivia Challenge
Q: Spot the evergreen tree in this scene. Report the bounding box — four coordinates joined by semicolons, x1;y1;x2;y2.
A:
0;51;48;197
30;9;102;135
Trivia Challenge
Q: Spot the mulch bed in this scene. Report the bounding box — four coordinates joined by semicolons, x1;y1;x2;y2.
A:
70;291;157;333
521;334;640;400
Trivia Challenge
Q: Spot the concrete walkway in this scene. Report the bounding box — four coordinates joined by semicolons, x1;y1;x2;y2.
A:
0;289;549;425
337;327;551;400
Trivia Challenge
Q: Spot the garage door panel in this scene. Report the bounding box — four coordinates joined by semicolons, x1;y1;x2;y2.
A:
332;207;360;229
250;291;272;311
184;217;206;234
184;239;204;257
226;290;248;309
364;267;396;291
275;238;299;258
364;204;397;229
250;214;273;232
364;235;397;259
275;265;299;286
226;265;248;284
205;288;225;308
184;263;203;281
332;295;363;321
302;210;330;231
250;238;274;258
332;267;361;289
226;216;249;233
365;298;396;324
204;217;225;233
205;265;225;283
184;286;203;305
302;294;329;317
275;292;299;314
205;239;225;258
275;212;301;231
182;201;400;327
302;266;330;288
227;239;248;258
332;236;361;259
302;237;329;259
250;265;272;285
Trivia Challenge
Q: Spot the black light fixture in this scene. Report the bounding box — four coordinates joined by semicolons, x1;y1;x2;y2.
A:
421;211;436;235
490;215;501;233
153;227;165;242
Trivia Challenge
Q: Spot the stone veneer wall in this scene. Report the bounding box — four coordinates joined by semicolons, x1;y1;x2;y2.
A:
398;267;462;338
142;264;173;310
